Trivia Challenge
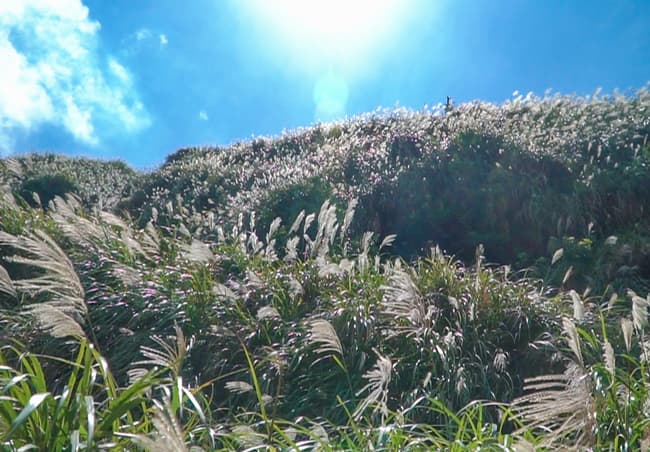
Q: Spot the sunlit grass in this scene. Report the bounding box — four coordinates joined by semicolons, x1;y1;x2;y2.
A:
1;87;649;449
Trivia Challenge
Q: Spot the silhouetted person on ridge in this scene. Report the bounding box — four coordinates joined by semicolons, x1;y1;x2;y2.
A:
445;96;454;112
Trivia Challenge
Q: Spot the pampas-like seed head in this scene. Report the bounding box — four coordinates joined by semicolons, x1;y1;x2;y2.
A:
131;399;189;452
353;350;392;420
0;264;16;299
621;318;634;353
225;380;254;395
563;317;584;367
569;290;584;321
340;198;358;242
289;210;305;235
134;325;187;378
309;318;343;357
0;229;87;338
181;239;215;264
629;290;649;331
512;363;595;449
602;341;615;377
256;306;280;321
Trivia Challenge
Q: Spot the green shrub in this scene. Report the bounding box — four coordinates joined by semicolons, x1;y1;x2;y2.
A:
354;133;576;263
18;174;79;207
256;176;334;242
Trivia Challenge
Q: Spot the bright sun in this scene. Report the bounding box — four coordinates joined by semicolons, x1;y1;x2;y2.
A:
240;0;413;121
247;0;406;66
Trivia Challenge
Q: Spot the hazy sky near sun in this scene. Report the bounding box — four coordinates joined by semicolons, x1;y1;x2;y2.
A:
1;0;649;168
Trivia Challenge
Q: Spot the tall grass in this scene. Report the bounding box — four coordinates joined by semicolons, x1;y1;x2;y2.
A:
1;88;649;449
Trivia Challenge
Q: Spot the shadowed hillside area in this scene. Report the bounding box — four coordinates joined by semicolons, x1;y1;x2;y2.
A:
1;90;650;449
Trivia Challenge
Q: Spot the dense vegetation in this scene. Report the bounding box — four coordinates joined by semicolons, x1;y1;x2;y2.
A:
1;87;649;450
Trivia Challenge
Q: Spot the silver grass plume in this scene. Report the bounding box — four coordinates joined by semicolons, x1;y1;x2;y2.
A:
181;239;215;264
0;264;16;299
284;236;300;262
256;306;280;321
245;270;265;291
357;231;374;273
309;200;338;258
266;217;282;244
353;350;392;420
119;229;148;258
378;234;397;252
512;363;595;449
621;318;634;352
629;289;649;331
264;217;282;261
133;325;187;379
339;198;358;252
98;210;130;230
204;211;215;232
308;318;343;357
212;282;236;300
569;290;584;321
381;266;430;339
22;304;85;339
289;210;305;235
225;380;254;395
246;231;263;255
1;157;23;178
602;341;615;377
303;212;316;236
140;221;161;257
31;192;41;208
110;263;142;287
315;255;344;277
309;422;329;444
49;195;105;249
642;339;650;365
231;425;265;449
0;229;86;338
1;191;18;208
51;195;156;262
287;274;303;300
130;399;190;452
563;317;584;367
177;223;191;238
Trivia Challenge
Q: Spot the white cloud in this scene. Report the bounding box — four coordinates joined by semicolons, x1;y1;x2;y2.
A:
62;94;96;144
108;58;130;83
198;110;208;121
126;28;168;54
135;28;152;41
0;0;150;154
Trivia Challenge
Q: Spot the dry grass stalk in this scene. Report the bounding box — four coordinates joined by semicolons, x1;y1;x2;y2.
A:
0;229;87;338
0;264;16;299
131;400;190;452
512;363;595;450
135;325;187;377
309;319;343;357
354;350;392;420
381;267;430;339
181;239;215;264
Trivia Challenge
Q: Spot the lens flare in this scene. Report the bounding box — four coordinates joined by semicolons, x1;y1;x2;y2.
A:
313;70;349;120
244;0;408;68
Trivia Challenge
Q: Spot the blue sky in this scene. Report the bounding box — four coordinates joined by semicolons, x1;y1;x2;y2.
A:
1;0;648;169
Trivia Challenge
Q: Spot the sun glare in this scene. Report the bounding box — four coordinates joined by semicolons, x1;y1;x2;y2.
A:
248;0;406;66
240;0;415;122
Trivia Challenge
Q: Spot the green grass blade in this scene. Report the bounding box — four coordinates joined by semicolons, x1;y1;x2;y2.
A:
85;395;95;447
6;392;50;440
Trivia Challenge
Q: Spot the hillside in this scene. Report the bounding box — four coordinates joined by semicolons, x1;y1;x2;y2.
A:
1;89;650;450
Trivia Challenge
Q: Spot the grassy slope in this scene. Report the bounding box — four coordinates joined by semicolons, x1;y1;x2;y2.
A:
0;89;649;450
3;89;650;291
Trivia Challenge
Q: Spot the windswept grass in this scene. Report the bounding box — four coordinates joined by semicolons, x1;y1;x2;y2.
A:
1;88;649;449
